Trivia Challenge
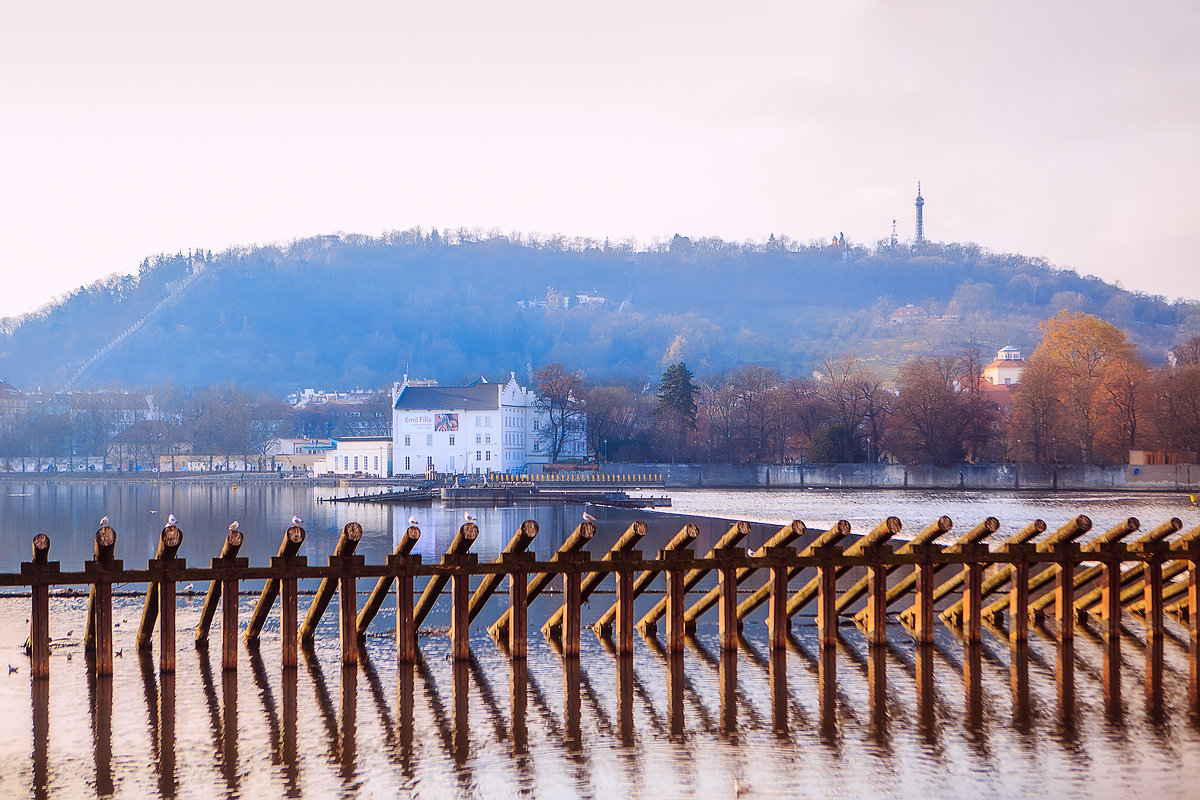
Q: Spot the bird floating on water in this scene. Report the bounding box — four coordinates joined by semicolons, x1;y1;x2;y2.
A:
167;513;177;526
408;516;419;526
99;516;109;528
229;520;239;532
7;665;17;675
582;511;597;522
292;515;303;527
464;512;476;523
115;648;123;658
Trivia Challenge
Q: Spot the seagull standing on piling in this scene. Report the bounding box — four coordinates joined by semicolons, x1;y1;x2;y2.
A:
99;516;109;528
229;521;239;532
582;511;597;522
408;516;419;526
292;515;303;527
464;512;476;523
167;513;177;527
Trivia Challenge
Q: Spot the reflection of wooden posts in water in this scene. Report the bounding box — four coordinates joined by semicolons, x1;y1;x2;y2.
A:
637;521;751;635
196;526;247;671
356;524;421;641
544;521;647;638
137;524;184;652
416;523;479;629
489;521;596;641
300;522;363;655
24;534;56;678
245;525;306;660
590;524;697;637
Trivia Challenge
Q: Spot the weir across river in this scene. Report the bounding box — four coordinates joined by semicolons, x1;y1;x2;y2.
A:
8;512;1200;719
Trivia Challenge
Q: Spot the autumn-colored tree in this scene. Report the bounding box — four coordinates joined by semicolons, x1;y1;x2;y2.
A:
1148;335;1200;462
1013;310;1145;464
888;350;1001;466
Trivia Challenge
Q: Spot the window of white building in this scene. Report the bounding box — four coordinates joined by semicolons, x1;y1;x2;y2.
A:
449;435;455;446
426;434;433;446
404;436;411;447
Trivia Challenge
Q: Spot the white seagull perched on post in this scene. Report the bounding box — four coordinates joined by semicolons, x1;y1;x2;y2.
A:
408;516;419;526
99;516;109;528
229;521;239;532
167;513;177;527
582;511;597;523
464;512;476;523
292;515;303;527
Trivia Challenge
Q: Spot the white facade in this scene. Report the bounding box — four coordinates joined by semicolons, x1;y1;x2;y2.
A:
983;345;1025;386
315;437;393;477
391;374;586;476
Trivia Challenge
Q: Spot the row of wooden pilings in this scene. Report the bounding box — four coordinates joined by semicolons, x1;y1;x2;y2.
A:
12;513;1200;681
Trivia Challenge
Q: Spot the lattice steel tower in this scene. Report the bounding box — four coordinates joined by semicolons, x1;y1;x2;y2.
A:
914;181;925;243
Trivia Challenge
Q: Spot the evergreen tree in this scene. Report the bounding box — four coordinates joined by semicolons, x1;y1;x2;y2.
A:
657;362;698;426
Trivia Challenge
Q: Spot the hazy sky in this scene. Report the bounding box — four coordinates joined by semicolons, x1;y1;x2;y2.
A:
2;1;1198;319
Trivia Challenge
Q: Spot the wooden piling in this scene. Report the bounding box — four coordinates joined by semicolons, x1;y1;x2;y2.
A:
471;520;538;623
543;521;647;637
785;517;902;619
84;523;118;655
1008;548;1032;643
196;524;244;645
415;522;479;629
857;517;998;629
662;548;692;653
589;524;696;636
866;562;888;646
25;535;54;678
1019;517;1142;621
221;559;239;670
1051;541;1079;640
685;520;805;630
767;551;792;650
716;548;740;651
839;516;953;617
815;551;839;648
395;552;419;663
1144;541;1168;640
450;557;473;661
939;516;1089;626
636;521;751;634
1073;519;1185;618
899;518;1042;629
86;524;119;676
962;554;984;643
736;520;849;622
504;552;532;658
300;522;364;644
614;551;641;655
913;550;938;645
157;555;179;672
245;524;306;646
560;552;586;656
356;524;421;640
136;523;183;651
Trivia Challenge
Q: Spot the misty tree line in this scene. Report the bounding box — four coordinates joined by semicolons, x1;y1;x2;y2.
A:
3;310;1198;471
0;383;391;470
537;312;1200;468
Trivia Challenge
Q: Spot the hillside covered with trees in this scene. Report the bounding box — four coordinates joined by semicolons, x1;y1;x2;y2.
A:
0;228;1196;393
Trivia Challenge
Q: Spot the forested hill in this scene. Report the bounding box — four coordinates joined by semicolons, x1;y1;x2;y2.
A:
1;229;1196;392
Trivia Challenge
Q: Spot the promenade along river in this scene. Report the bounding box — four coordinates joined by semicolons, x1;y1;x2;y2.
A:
0;480;1199;799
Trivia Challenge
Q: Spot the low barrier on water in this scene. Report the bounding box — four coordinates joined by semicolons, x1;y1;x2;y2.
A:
8;513;1200;701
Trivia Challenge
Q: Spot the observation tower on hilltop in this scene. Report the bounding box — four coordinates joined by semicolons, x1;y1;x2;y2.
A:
915;182;925;243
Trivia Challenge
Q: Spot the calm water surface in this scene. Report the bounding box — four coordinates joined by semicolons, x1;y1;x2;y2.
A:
0;480;1198;799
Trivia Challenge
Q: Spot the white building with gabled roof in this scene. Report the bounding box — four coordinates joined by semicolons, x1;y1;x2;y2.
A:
983;345;1026;386
391;373;585;476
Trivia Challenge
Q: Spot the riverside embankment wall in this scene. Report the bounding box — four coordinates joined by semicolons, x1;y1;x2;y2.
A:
531;462;1199;492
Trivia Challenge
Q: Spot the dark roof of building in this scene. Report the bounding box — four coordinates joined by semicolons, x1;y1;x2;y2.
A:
393;384;499;411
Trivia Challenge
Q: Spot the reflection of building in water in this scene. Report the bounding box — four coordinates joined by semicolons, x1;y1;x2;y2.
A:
391;372;585;476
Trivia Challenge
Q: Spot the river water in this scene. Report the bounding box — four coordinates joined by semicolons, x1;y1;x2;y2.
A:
1;480;1199;798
